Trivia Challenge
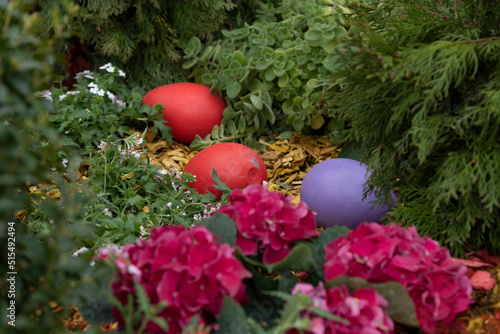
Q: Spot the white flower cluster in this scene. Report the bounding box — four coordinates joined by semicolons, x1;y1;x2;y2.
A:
97;140;142;162
99;63;126;78
193;203;222;223
139;220;154;240
88;82;105;96
87;82;126;106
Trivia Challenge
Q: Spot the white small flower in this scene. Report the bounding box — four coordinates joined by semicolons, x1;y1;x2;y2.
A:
3;120;10;125
158;169;168;175
99;63;114;72
102;208;113;217
41;90;53;102
58;90;79;101
62;158;68;168
72;247;89;257
118;69;126;77
75;70;95;80
167;202;172;207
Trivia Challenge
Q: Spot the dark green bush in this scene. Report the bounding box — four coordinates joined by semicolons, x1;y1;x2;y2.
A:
37;0;277;89
324;0;500;254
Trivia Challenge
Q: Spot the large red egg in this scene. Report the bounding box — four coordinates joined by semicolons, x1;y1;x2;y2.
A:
142;83;226;144
184;143;268;200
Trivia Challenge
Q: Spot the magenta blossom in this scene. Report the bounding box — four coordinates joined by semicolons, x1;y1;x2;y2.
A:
288;282;394;334
216;184;319;264
323;222;473;333
111;225;252;333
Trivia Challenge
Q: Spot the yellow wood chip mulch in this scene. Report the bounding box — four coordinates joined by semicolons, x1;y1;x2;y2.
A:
139;129;340;204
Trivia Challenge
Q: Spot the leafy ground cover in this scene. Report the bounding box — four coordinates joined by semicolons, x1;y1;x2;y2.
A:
20;131;500;334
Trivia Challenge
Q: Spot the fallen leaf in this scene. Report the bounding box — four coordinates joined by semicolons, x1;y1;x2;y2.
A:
470;270;496;291
121;172;135;180
453;258;493;268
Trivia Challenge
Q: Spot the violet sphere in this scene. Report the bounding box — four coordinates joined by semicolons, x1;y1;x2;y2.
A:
300;158;395;229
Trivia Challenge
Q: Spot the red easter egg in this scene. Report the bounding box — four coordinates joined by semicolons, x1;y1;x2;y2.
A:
142;83;226;144
184;143;268;200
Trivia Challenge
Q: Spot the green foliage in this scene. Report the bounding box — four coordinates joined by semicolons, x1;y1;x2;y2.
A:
184;0;347;149
27;136;228;254
324;0;500;254
47;65;170;152
0;2;104;333
111;280;169;334
37;0;274;88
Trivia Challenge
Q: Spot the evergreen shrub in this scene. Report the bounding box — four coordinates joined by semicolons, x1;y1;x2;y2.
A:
324;0;500;254
37;0;276;88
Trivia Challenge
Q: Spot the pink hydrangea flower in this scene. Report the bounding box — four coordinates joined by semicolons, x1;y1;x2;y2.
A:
288;282;394;334
216;184;319;264
111;225;252;333
323;222;473;333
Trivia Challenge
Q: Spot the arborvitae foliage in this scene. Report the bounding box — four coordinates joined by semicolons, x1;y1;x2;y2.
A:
325;0;500;255
37;0;274;89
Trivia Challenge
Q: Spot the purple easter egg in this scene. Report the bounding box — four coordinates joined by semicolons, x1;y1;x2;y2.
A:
300;158;395;229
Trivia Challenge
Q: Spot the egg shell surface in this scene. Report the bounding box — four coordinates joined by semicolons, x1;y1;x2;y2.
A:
300;158;395;229
142;83;226;144
184;143;268;200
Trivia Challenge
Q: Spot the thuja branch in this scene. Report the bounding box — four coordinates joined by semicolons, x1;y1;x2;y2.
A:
462;36;500;44
415;4;448;21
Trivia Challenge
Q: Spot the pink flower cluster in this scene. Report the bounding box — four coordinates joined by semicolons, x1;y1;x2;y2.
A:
111;225;252;333
323;223;473;333
216;184;319;264
288;282;394;334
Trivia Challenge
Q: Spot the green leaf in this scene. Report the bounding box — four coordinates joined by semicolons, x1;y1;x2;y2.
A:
314;226;349;249
239;242;316;274
216;297;251;334
333;26;347;38
199;45;214;61
292;119;304;132
226;81;242;99
326;276;419;328
248;78;262;92
183;37;202;58
237;115;246;132
277;131;293;140
304;29;322;41
250;94;263;110
182;57;198;69
278;73;289;88
211;168;233;201
311;114;325;129
198;213;236;247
